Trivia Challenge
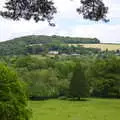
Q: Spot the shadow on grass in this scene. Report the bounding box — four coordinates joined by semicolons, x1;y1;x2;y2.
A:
29;96;90;102
29;96;58;101
58;96;90;102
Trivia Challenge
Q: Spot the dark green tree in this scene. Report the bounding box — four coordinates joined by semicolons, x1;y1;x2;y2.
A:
0;63;30;120
69;63;89;100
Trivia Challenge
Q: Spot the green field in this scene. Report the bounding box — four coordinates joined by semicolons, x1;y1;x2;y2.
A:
69;44;120;51
30;99;120;120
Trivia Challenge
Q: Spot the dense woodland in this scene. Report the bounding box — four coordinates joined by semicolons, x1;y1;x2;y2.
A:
1;53;120;99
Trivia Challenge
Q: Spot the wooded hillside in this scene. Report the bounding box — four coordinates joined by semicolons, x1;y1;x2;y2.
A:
0;35;100;56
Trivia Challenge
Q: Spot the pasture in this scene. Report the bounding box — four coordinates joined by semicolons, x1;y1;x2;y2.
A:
30;98;120;120
69;44;120;51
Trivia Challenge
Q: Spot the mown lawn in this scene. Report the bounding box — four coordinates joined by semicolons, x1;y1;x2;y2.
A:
29;98;120;120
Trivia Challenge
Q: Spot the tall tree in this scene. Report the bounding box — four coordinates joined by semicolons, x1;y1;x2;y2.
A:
69;63;89;100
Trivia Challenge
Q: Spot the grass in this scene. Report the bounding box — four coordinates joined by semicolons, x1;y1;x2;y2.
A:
69;44;120;51
29;98;120;120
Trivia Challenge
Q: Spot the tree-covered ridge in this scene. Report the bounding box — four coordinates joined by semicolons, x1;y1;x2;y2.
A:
0;35;100;56
1;35;100;44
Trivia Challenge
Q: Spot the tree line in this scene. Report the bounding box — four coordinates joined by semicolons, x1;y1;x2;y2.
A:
1;54;120;99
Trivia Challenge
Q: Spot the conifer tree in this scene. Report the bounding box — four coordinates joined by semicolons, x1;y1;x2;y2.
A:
69;63;89;100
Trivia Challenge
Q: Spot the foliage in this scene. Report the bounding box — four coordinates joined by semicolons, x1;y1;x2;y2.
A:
77;0;109;22
69;62;89;99
0;0;108;24
1;52;120;99
90;56;120;98
55;60;76;79
0;0;57;26
15;56;47;71
0;63;30;120
23;69;60;98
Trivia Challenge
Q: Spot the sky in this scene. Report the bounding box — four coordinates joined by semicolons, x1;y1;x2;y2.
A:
0;0;120;43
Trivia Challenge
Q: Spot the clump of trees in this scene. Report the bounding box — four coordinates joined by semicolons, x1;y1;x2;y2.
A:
90;56;120;98
23;69;60;99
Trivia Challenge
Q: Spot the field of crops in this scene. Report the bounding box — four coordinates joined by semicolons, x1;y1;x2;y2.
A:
69;44;120;51
30;98;120;120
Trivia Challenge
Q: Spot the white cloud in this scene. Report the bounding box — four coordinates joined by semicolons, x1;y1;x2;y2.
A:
68;24;120;43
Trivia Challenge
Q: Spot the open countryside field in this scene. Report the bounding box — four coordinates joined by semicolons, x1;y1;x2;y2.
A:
69;44;120;51
30;99;120;120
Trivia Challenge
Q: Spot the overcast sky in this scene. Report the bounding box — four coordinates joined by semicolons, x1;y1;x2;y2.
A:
0;0;120;43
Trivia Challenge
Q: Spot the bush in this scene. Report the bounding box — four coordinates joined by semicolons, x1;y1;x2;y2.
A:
0;63;30;120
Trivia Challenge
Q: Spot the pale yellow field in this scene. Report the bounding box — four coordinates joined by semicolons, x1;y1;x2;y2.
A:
69;44;120;51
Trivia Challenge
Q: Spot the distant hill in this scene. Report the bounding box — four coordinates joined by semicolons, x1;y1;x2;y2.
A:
0;35;100;56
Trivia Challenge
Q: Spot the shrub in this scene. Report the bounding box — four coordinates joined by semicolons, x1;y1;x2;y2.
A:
0;63;30;120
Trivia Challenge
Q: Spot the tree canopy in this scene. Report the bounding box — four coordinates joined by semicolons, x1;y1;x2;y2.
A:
0;0;109;25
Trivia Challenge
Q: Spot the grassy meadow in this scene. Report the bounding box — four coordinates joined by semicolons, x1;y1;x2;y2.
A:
69;44;120;51
30;98;120;120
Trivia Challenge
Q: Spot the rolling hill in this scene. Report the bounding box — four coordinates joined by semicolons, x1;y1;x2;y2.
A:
0;35;100;56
